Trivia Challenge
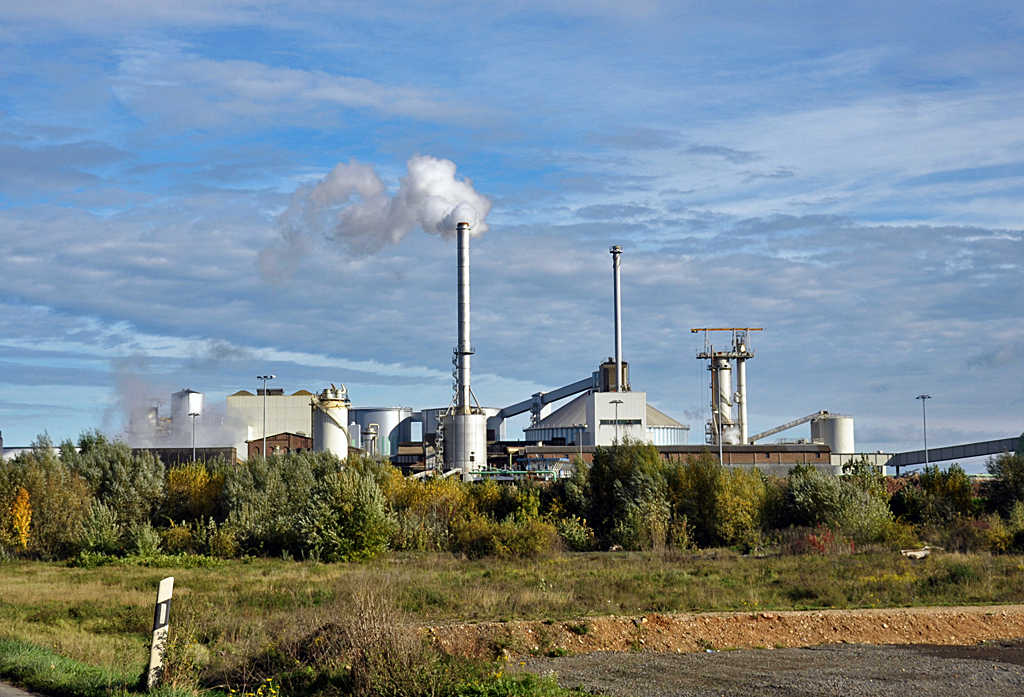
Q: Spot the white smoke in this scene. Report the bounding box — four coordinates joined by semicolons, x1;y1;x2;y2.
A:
259;155;491;279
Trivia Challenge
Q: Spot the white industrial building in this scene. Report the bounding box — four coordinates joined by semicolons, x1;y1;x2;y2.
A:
226;389;314;457
524;391;688;447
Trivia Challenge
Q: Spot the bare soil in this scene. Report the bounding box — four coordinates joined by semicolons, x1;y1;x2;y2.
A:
429;605;1024;658
430;606;1024;696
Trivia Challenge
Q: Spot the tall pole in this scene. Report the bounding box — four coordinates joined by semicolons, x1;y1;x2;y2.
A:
610;246;623;392
719;409;724;466
258;375;275;459
573;423;586;459
190;412;198;462
611;399;623;444
917;394;931;469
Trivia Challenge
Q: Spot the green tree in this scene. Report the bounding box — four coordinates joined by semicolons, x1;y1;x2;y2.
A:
987;451;1024;517
666;451;768;548
587;438;670;550
64;430;164;525
298;469;395;562
0;434;94;556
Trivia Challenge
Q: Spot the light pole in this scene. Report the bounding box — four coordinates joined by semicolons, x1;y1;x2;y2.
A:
189;412;199;462
610;400;623;444
572;423;587;460
916;394;931;470
257;375;275;459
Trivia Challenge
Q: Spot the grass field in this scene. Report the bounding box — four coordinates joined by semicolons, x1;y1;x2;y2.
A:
1;551;1023;696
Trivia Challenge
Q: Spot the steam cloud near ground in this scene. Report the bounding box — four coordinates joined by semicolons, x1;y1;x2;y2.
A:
259;154;491;280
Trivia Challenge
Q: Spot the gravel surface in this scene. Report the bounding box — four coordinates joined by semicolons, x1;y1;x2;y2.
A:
0;683;37;697
521;640;1024;697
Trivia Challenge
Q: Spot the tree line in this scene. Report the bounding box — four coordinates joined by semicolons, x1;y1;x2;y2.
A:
2;431;1023;562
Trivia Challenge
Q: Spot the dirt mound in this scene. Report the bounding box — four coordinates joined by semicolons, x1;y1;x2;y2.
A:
428;605;1024;658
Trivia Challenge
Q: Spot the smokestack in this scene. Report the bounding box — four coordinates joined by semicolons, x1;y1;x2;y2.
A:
610;245;623;392
457;221;472;413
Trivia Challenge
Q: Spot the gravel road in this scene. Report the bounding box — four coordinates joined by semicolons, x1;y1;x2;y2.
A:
521;640;1024;696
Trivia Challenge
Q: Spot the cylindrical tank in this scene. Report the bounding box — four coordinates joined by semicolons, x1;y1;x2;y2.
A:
171;389;204;419
443;412;487;479
646;425;689;446
421;408;445;437
312;386;350;460
811;414;855;457
350;407;413;457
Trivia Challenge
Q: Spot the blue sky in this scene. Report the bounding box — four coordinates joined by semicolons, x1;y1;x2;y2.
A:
1;1;1022;458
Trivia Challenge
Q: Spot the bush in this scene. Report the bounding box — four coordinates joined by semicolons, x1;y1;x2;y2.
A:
297;469;395;562
987;452;1024;517
63;431;164;526
666;452;768;548
891;464;974;527
165;460;226;523
450;513;557;559
784;464;893;544
388;474;470;552
556;515;595;551
74;501;121;555
588;438;672;550
125;521;162;556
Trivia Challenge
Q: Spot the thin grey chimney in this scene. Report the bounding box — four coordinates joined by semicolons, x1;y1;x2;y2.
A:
610;245;623;392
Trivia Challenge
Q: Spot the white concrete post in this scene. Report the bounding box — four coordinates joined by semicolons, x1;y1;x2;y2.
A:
146;576;174;691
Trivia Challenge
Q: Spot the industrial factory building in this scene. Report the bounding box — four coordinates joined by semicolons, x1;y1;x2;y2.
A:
122;222;909;479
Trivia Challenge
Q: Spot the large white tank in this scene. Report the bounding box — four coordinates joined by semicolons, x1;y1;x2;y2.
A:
423;406;501;439
443;412;487;479
171;389;204;419
350;407;413;457
312;386;350;460
811;414;855;457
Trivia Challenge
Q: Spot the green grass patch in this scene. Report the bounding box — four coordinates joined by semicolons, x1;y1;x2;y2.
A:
0;638;192;697
1;552;1022;697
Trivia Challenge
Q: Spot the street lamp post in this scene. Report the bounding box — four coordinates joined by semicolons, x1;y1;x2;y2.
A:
916;394;932;471
189;412;199;462
572;423;587;460
257;375;276;459
610;400;623;444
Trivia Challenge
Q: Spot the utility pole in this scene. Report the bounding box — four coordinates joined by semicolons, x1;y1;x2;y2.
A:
916;394;932;470
257;375;275;459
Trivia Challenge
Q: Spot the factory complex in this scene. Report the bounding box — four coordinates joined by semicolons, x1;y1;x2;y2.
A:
108;221;907;480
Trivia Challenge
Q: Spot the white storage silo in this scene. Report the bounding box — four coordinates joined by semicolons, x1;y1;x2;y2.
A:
444;412;488;476
811;413;855;458
350;407;413;458
171;389;204;420
312;386;350;460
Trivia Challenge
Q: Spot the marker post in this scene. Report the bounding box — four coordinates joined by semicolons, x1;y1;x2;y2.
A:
146;577;174;691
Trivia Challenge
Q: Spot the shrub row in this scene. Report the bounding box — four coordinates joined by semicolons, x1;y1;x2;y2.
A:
2;431;1024;560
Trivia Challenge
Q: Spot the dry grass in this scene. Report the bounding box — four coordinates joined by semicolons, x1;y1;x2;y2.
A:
2;551;1023;692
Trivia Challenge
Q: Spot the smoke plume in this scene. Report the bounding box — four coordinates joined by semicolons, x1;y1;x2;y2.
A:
259;154;491;280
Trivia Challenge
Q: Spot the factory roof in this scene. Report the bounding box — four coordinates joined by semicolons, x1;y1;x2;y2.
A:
528;393;587;430
525;393;687;431
229;389;313;397
647;404;687;428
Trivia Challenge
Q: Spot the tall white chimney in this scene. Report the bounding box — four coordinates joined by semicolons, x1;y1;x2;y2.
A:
444;220;487;478
457;221;472;413
610;245;623;392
